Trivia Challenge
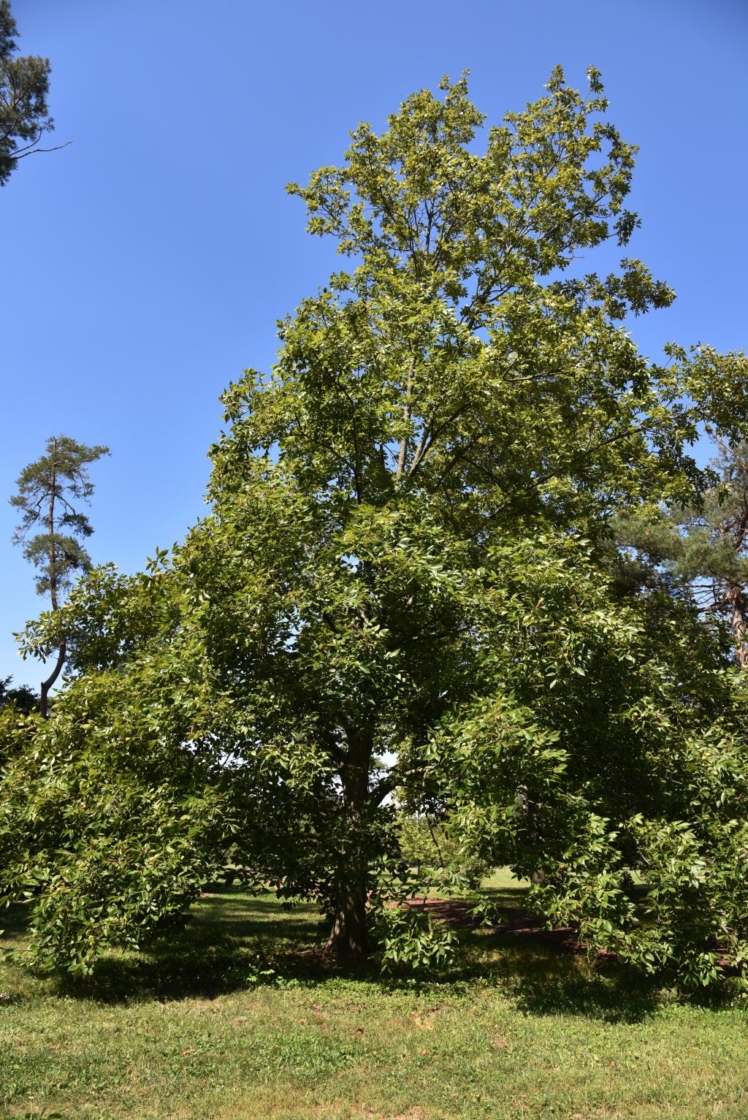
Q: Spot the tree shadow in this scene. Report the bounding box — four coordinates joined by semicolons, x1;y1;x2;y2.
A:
0;898;33;941
394;897;662;1023
2;885;699;1021
491;951;662;1023
49;887;342;1003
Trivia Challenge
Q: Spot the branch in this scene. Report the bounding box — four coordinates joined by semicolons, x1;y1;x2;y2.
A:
13;139;72;160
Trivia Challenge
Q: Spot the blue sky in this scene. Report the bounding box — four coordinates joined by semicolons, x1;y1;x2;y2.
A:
1;0;747;686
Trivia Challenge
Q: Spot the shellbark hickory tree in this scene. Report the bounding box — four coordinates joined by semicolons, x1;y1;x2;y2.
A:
8;70;748;980
191;69;721;960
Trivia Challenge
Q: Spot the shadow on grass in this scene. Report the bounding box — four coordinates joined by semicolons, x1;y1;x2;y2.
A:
492;953;661;1023
5;885;669;1020
1;899;33;939
377;918;662;1023
50;887;347;1003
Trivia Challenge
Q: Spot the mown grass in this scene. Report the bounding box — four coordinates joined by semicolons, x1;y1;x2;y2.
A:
1;873;747;1119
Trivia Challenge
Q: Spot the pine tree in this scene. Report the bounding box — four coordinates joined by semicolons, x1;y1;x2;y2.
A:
0;0;56;186
616;441;748;665
11;436;109;715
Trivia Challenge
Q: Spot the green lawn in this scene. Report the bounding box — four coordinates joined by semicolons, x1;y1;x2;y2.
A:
1;875;747;1119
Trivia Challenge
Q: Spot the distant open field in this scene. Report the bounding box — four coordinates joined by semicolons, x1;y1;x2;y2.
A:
1;872;747;1119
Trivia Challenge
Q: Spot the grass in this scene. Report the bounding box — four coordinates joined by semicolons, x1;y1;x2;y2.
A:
1;873;747;1119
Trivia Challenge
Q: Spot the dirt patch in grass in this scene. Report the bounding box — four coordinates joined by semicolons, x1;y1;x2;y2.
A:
407;897;610;957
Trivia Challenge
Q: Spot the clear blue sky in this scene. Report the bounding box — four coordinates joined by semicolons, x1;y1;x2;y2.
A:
1;0;746;687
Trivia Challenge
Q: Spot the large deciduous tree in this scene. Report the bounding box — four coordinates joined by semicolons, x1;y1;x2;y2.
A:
4;71;748;981
187;68;706;959
11;436;109;715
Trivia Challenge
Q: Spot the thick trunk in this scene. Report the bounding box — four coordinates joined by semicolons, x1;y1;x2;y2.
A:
325;726;374;963
325;875;369;962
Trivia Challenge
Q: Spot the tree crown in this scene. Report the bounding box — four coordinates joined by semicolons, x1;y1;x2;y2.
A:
11;436;109;604
0;0;53;186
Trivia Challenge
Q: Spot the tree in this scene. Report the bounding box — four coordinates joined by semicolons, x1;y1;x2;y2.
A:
11;436;109;716
0;675;35;713
188;68;705;959
0;0;55;187
4;71;748;982
616;440;748;665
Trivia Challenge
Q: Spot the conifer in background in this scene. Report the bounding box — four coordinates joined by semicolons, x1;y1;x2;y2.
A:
11;437;109;715
617;441;748;665
0;0;54;186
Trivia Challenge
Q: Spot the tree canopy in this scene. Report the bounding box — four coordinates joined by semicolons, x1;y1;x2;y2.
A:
3;71;748;984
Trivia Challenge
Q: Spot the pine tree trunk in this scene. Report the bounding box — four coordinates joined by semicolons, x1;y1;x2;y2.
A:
39;639;65;719
726;583;748;668
39;439;62;718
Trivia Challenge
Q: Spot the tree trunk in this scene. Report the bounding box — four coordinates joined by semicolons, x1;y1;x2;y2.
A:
325;726;374;963
39;639;66;719
325;874;369;962
726;583;748;668
39;439;62;717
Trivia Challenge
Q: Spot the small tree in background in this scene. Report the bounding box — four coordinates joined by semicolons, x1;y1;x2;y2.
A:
0;0;56;187
11;436;109;716
616;440;748;666
0;675;35;713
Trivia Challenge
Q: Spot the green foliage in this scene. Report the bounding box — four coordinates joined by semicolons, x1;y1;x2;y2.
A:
0;0;53;186
0;675;36;714
0;602;233;975
371;898;458;975
395;813;489;888
368;859;461;974
428;534;748;988
4;72;748;982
